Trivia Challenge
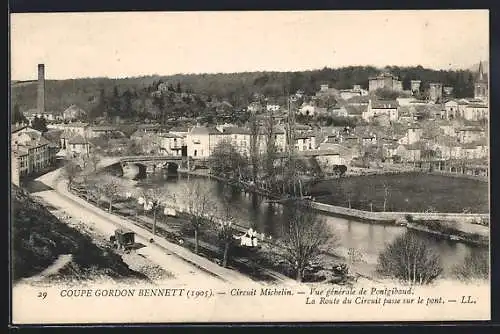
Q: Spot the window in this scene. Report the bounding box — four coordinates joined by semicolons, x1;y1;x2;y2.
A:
194;150;197;157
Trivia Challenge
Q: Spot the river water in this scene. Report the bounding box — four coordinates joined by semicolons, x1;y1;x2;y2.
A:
124;169;487;277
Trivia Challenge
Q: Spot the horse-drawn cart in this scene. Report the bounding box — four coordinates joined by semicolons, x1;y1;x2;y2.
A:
109;228;137;251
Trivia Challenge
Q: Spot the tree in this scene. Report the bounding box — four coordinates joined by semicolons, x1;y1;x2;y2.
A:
11;104;27;124
374;88;400;100
263;111;278;183
453;249;489;282
31;116;48;133
277;199;336;282
61;160;81;189
209;139;249;180
176;180;216;254
217;219;235;268
377;231;443;285
248;112;260;182
140;187;167;237
382;182;390;212
99;176;125;212
85;150;101;173
217;185;236;267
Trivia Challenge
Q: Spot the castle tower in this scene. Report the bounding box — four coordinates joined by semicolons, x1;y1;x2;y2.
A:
37;64;45;115
474;61;488;101
429;83;443;103
411;80;421;95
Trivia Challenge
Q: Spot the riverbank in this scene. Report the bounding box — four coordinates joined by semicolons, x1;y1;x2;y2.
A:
68;175;373;283
176;169;489;247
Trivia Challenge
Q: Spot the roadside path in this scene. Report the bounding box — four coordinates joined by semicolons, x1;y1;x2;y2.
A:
34;170;256;285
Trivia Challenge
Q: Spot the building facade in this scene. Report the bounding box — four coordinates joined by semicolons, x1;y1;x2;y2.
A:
368;73;402;92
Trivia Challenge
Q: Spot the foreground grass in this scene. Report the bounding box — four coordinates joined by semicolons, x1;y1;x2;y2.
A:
11;185;148;282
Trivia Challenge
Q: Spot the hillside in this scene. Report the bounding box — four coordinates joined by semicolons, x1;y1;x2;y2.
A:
11;185;148;282
11;65;477;119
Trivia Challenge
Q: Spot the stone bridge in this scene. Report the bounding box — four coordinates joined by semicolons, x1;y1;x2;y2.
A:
97;155;185;171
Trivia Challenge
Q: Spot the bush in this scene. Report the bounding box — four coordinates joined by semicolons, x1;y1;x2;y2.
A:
453;249;489;281
405;214;414;223
377;231;443;285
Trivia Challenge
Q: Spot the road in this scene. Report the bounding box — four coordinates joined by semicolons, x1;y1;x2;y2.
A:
31;169;257;285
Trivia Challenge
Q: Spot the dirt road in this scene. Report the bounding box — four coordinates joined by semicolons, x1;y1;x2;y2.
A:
32;169;256;285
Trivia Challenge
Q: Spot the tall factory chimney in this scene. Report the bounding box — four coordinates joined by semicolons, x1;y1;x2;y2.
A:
37;64;45;114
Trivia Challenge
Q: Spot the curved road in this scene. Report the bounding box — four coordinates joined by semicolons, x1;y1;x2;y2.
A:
31;169;257;286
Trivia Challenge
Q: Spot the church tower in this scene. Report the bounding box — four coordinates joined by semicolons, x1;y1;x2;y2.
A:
474;61;488;101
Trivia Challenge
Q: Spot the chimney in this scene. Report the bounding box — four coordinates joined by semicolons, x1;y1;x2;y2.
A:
37;64;45;115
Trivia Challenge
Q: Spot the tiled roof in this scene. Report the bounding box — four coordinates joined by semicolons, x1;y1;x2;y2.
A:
466;104;488;108
190;126;220;135
221;127;251;135
458;127;484;132
12;124;28;133
91;125;119;131
371;100;399;109
169;126;189;133
159;133;182;138
67;135;89;145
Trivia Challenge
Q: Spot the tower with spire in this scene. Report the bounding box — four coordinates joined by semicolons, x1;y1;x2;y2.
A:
474;61;488;101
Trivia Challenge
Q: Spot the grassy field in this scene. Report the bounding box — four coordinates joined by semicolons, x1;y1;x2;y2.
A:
311;173;489;213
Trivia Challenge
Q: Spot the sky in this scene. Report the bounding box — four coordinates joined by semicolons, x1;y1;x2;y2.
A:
10;10;489;81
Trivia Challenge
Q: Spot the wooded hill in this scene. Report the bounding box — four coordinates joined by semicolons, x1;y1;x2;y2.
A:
11;65;478;121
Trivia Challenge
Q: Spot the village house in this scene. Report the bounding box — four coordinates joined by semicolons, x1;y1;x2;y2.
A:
186;126;219;159
66;135;91;157
346;95;370;106
158;133;184;156
216;126;251;156
330;106;349;118
24;109;61;123
395;142;425;162
339;85;367;100
316;84;338;97
301;149;344;168
457;127;485;144
397;126;423;145
136;123;166;134
256;126;287;154
42;130;62;164
168;126;189;146
11;125;53;177
457;100;470;118
461;140;488;160
297;103;316;117
344;105;366;119
87;125;124;138
317;142;358;165
443;100;459;120
266;104;281;112
396;97;417;106
439;124;457;137
464;103;488;121
294;132;317;151
62;105;87;121
47;122;89;137
362;99;399;123
247;102;263;114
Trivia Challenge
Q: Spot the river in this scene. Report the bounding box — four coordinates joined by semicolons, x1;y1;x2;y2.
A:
128;169;487;278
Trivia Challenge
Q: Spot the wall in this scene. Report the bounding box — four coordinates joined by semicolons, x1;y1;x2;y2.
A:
310;201;489;237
